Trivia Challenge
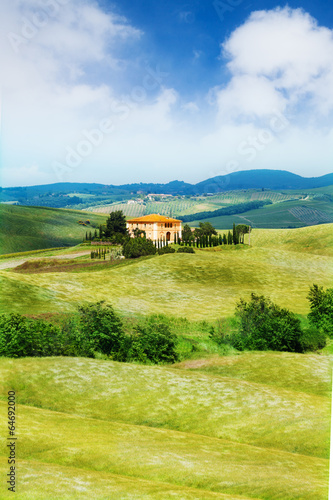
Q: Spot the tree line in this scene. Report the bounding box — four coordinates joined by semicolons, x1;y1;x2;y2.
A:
0;285;331;361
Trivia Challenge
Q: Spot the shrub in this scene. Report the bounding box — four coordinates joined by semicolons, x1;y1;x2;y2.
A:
77;302;128;359
177;247;195;253
231;293;303;352
0;314;62;357
123;238;156;258
307;284;333;336
300;326;326;352
158;245;176;255
127;317;179;364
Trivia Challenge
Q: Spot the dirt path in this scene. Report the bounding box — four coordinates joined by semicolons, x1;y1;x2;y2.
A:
0;251;91;271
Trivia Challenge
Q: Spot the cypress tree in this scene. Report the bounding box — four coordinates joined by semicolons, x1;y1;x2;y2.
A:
219;234;223;245
232;223;239;245
223;234;227;245
209;235;212;247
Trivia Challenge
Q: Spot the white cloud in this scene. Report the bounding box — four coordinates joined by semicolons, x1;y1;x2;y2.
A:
0;3;332;187
218;7;333;121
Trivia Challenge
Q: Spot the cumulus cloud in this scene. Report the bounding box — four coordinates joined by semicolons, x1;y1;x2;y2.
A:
0;3;332;186
218;7;333;121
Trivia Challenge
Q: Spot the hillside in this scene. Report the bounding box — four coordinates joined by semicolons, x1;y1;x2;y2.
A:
0;224;332;318
0;355;330;499
189;198;333;229
0;205;107;255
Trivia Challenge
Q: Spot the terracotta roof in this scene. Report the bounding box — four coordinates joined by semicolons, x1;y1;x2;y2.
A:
127;214;182;223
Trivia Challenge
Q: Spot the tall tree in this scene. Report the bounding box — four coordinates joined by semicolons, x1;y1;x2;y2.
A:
105;211;127;238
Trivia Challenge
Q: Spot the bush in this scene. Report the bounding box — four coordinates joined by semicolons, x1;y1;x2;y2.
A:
127;317;179;364
0;314;62;357
158;245;176;255
177;247;195;253
230;293;303;352
77;302;128;359
299;326;326;352
123;238;156;258
307;284;333;336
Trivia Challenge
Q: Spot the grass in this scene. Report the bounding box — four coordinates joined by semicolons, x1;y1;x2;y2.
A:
0;355;330;498
0;205;106;255
1;231;331;317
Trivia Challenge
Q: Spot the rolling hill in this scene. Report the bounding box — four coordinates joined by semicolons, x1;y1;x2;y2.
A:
0;205;107;255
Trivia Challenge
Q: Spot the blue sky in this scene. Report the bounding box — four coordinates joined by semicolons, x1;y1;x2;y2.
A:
1;0;333;186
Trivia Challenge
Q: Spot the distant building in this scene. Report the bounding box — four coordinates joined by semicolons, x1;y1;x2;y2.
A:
127;214;182;242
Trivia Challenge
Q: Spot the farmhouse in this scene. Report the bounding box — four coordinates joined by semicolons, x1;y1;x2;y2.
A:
127;214;182;242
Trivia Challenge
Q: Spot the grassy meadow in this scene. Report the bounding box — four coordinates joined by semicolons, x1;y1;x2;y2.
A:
0;216;332;498
0;355;330;499
0;224;332;318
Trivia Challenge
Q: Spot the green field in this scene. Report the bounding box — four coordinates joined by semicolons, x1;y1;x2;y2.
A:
190;198;333;229
1;224;332;318
0;354;330;499
0;214;332;498
0;205;107;255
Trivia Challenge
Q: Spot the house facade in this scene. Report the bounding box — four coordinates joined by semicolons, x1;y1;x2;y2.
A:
126;214;182;242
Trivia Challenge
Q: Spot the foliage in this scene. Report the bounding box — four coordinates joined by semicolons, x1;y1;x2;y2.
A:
299;326;326;352
177;246;195;253
158;245;176;255
104;210;128;242
77;301;127;358
182;223;193;242
196;222;217;236
127;316;179;364
123;237;157;258
0;313;62;357
307;284;333;336
232;223;239;245
228;294;304;352
236;224;250;244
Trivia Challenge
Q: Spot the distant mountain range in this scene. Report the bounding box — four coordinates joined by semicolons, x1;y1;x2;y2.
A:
2;170;333;201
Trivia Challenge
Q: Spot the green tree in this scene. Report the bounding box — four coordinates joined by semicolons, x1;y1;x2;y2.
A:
232;223;239;245
233;294;303;352
236;224;250;244
128;317;179;364
227;231;233;245
105;211;127;241
123;237;156;258
77;301;127;358
182;224;193;243
307;284;333;336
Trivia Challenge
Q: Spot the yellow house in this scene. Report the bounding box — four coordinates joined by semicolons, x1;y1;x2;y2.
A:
127;214;182;242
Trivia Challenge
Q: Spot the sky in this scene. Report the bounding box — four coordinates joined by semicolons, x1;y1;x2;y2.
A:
1;0;333;187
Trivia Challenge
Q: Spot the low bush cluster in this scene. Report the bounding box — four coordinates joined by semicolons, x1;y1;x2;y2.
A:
210;292;327;353
157;245;176;255
0;302;179;364
177;247;195;253
123;238;156;258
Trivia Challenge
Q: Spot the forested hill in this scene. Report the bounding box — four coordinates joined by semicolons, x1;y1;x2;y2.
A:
2;170;333;201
